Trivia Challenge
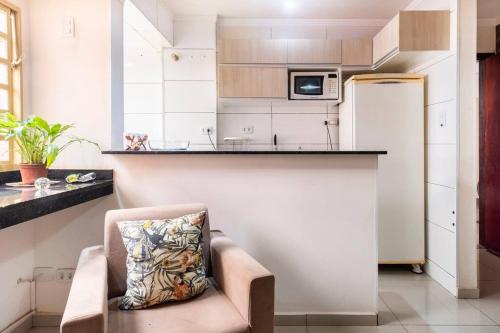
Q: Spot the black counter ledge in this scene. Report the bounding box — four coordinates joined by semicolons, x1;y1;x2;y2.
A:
102;150;387;155
0;169;113;230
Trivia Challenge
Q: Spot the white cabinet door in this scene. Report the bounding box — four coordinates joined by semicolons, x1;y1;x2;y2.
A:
426;183;456;232
427;221;457;277
272;114;329;145
426;144;457;188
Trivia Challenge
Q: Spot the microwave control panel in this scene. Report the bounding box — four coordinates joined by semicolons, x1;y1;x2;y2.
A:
326;73;339;99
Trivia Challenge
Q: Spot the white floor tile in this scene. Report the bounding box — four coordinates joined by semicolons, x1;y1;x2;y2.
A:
404;326;500;333
308;326;407;333
468;281;500;324
275;326;308;333
379;269;495;326
378;297;400;326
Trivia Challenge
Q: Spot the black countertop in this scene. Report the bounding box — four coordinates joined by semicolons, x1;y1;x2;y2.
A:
0;169;113;230
102;150;387;155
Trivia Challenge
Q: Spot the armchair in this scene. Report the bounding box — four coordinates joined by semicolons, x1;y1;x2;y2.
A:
61;203;275;333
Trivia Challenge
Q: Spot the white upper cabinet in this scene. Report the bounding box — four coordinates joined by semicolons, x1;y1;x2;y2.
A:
372;11;451;70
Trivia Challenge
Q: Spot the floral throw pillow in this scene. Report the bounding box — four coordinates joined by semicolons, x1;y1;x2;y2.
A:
117;211;208;310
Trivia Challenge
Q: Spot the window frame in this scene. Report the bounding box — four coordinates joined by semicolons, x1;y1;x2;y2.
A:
0;0;22;170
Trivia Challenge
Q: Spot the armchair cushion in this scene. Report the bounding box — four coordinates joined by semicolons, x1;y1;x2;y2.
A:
117;211;208;310
108;280;249;333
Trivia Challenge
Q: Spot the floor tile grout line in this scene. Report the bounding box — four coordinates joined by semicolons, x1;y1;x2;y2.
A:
379;292;408;328
466;297;500;326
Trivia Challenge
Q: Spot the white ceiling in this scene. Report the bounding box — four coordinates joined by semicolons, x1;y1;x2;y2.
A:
162;0;416;19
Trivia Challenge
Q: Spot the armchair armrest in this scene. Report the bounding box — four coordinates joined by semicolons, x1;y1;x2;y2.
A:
210;231;274;333
61;246;108;333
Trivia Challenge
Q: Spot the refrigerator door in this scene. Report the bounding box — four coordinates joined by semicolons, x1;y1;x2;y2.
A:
352;78;425;263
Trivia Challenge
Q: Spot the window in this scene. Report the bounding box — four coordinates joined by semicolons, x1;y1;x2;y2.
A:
0;0;21;169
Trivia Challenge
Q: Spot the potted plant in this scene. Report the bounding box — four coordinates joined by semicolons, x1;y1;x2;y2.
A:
0;113;99;184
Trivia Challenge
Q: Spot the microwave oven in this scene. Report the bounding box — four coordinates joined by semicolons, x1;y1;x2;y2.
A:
289;69;341;101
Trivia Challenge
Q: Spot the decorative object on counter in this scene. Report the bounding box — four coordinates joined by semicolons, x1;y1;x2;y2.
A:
0;114;99;184
65;172;96;184
34;177;51;191
124;133;148;151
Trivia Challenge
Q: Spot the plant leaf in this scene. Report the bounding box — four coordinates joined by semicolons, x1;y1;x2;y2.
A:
46;144;59;168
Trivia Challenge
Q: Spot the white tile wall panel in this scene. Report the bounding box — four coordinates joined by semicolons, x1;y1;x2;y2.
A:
124;83;163;114
124;114;163;141
272;114;330;144
218;102;271;114
426;221;457;277
272;26;326;39
164;81;216;113
426;183;456;233
164;113;216;145
425;100;457;144
327;104;339;114
272;101;328;114
124;52;163;83
426;144;457;188
174;19;216;49
420;55;457;106
217;144;273;151
163;49;216;81
217;113;272;144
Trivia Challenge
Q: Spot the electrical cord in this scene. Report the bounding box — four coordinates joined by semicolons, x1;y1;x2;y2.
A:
208;132;217;151
325;120;334;151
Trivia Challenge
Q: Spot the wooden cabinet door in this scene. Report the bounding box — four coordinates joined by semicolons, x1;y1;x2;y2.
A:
218;39;287;64
218;66;288;98
287;39;342;64
342;39;373;66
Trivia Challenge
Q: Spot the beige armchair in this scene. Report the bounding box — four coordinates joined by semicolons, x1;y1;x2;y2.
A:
61;204;275;333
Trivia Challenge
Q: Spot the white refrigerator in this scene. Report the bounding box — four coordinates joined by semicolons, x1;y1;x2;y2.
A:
339;74;425;266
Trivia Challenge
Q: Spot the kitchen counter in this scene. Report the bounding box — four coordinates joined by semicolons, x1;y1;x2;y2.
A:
102;150;387;155
0;169;113;230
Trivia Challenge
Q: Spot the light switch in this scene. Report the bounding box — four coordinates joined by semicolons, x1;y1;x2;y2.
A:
62;16;75;38
439;110;446;128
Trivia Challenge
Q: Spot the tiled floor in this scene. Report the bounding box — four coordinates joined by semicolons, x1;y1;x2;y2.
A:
27;252;500;333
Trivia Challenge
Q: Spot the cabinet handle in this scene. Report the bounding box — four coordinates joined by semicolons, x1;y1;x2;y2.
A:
273;134;277;146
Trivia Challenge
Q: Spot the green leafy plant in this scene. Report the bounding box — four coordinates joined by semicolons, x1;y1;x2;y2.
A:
0;113;99;167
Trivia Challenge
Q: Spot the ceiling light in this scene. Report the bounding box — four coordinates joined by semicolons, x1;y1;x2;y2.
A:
284;1;298;12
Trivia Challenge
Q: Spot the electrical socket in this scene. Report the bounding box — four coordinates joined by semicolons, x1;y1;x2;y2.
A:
241;126;254;135
200;127;214;135
33;267;56;282
56;269;75;282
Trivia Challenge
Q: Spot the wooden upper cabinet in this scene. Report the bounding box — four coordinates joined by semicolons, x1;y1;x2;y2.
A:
218;39;287;64
218;66;288;98
373;10;450;65
342;39;373;66
287;39;342;64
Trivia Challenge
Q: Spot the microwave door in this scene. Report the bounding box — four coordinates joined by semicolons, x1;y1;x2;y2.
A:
294;76;324;96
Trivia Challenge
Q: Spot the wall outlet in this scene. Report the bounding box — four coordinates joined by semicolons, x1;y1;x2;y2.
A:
33;267;56;282
241;126;254;135
56;269;76;282
325;119;339;126
200;127;214;135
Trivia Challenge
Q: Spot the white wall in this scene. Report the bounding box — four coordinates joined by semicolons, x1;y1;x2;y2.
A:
407;0;460;295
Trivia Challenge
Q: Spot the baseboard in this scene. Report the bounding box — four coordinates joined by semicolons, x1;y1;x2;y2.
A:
275;313;378;326
32;313;62;327
1;312;33;333
457;288;480;299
